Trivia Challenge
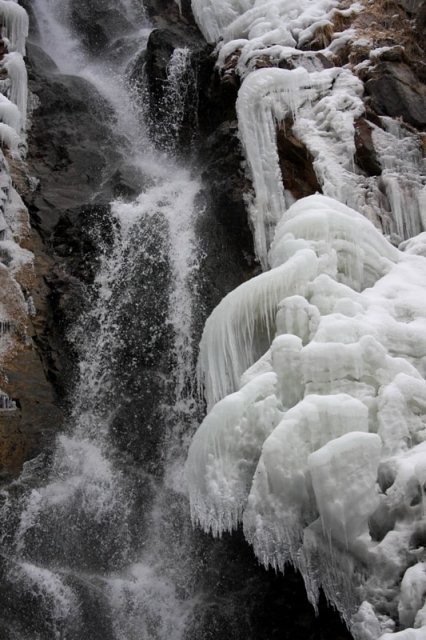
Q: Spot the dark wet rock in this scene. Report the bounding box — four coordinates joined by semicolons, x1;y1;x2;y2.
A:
144;0;195;25
141;24;214;151
277;118;322;199
26;43;118;233
354;118;383;176
415;1;426;44
16;0;39;40
197;120;256;313
188;530;354;640
68;0;139;55
365;61;426;129
25;42;58;75
397;0;425;13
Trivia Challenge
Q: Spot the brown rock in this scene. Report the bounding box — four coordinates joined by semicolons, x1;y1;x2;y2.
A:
354;118;382;176
276;118;322;199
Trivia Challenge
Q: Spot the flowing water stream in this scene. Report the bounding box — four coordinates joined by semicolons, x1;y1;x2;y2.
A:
1;1;207;637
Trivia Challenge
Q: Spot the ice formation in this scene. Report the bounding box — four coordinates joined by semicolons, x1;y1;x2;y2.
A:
236;66;365;266
187;194;426;639
236;64;425;266
0;0;29;56
0;1;33;401
2;51;28;128
191;0;425;266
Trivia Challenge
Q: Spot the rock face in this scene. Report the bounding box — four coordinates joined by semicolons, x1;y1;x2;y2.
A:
26;43;117;229
0;210;63;482
354;118;382;177
277;118;322;199
365;61;426;129
68;0;143;54
142;16;257;308
141;23;214;152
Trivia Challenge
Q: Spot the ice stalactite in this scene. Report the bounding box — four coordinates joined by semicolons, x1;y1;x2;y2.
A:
187;194;426;638
371;118;426;240
192;0;425;266
0;0;29;56
236;65;426;267
191;0;253;43
0;0;29;138
1;51;28;129
236;66;364;267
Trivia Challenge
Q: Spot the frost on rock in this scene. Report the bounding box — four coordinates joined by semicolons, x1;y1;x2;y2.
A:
187;194;426;639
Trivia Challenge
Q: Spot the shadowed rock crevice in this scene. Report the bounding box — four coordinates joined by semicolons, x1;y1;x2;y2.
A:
277;117;322;199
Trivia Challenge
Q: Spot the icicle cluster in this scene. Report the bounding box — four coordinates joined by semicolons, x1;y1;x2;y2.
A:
188;194;426;638
0;0;29;141
0;1;33;399
191;0;426;266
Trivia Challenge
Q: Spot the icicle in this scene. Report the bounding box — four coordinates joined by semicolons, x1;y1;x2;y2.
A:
1;51;28;129
191;0;252;43
0;0;29;56
198;247;319;407
0;93;20;131
185;372;282;536
0;121;19;148
372;119;426;240
236;68;364;267
0;390;16;410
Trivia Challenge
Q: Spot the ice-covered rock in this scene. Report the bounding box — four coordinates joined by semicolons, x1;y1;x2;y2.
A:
192;0;426;267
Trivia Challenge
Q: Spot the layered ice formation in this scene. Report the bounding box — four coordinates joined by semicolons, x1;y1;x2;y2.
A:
187;194;426;638
188;7;426;633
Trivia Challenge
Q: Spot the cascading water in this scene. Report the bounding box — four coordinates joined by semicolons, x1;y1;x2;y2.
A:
0;2;208;638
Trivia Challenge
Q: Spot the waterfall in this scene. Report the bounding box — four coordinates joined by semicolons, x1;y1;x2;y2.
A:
0;2;208;637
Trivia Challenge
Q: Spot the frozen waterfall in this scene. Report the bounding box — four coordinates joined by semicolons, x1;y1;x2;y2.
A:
187;1;426;639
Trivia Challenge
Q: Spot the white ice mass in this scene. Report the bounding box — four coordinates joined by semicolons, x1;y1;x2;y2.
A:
188;194;426;638
188;0;426;637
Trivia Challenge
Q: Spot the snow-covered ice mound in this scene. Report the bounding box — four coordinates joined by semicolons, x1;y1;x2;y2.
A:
187;194;426;639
